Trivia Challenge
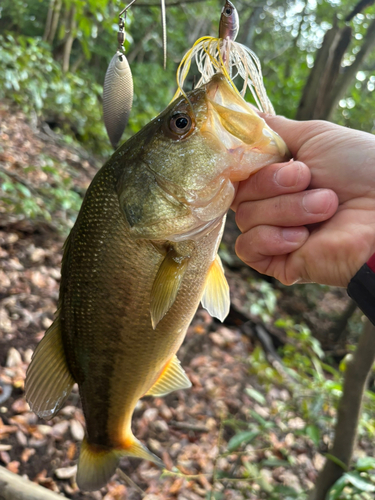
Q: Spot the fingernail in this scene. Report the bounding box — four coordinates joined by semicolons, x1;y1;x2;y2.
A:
275;162;300;187
302;190;330;214
282;228;306;243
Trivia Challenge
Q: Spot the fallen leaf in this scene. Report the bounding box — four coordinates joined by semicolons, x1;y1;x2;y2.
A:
21;448;36;463
55;465;77;479
12;398;30;414
6;461;20;473
0;450;11;464
70;419;84;441
6;347;22;368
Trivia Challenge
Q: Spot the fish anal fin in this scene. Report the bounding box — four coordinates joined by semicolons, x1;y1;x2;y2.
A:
145;355;191;397
25;315;75;420
77;437;164;491
201;254;230;322
150;248;189;329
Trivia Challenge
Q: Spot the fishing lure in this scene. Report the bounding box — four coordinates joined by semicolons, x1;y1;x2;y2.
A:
173;0;275;116
102;3;134;149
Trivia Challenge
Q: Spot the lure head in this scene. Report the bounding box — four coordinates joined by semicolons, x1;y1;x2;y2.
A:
219;0;239;41
117;73;289;241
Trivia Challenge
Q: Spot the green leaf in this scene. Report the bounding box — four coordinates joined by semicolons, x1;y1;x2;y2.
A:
356;457;375;472
227;430;260;452
325;454;348;471
305;425;320;445
327;475;348;500
272;485;300;497
245;388;266;405
17;184;31;197
345;471;375;492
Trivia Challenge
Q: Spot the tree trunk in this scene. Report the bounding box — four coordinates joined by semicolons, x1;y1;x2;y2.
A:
43;0;55;42
296;0;375;121
62;5;77;73
295;22;344;120
0;466;65;499
46;0;63;45
325;17;375;120
310;319;375;500
239;6;263;49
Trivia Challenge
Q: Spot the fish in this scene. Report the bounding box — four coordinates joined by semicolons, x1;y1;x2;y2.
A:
219;0;239;41
103;50;134;149
25;73;289;491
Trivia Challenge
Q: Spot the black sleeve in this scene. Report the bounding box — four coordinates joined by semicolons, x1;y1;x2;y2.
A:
347;263;375;326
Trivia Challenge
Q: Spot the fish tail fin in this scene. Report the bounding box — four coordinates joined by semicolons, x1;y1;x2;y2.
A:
77;438;120;491
76;436;164;491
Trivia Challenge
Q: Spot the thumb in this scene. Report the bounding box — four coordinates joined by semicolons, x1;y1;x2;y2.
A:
260;114;330;159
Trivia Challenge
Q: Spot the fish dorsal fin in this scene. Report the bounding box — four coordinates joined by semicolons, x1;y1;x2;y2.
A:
145;355;191;397
150;249;189;329
25;315;75;420
201;255;230;322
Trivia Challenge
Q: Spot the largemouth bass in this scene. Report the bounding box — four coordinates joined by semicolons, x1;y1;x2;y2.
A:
25;74;289;491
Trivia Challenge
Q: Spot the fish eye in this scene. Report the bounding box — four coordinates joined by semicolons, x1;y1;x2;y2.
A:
225;8;232;15
169;113;192;135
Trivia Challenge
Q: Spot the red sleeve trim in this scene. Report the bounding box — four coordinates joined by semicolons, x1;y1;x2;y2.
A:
366;253;375;273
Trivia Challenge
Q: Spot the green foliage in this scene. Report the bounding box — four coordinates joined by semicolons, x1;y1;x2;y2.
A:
208;317;375;499
0;34;111;155
328;464;375;499
0;159;83;232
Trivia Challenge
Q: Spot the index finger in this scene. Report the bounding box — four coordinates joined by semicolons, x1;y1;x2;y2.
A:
231;160;311;212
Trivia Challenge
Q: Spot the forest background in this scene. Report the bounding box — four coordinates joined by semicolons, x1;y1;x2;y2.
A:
1;0;375;499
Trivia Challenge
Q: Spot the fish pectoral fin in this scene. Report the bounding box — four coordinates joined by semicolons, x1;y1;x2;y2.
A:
145;355;192;397
77;436;164;492
25;315;75;420
201;255;230;322
150;248;189;329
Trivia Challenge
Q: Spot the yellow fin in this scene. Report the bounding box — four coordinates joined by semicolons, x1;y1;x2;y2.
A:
150;249;189;329
25;316;75;420
201;255;230;322
77;437;164;491
77;439;120;491
146;355;191;397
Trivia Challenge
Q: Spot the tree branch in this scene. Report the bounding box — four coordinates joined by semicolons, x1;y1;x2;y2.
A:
309;319;375;500
345;0;375;22
0;466;65;499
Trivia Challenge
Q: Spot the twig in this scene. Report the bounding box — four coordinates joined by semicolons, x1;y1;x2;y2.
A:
209;417;224;500
170;421;210;432
134;0;209;6
309;318;375;500
116;468;146;497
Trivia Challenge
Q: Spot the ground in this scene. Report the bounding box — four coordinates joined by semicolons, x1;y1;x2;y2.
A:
0;102;368;499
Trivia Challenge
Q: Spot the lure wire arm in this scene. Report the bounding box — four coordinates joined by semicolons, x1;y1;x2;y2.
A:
118;0;139;52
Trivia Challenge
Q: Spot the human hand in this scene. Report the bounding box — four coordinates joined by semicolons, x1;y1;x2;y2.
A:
232;116;375;287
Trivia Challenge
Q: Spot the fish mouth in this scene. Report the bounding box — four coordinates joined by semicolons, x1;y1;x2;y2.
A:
201;73;290;181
